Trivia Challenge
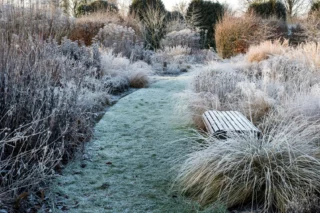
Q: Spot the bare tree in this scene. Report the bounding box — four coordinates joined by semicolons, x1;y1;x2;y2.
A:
282;0;310;17
59;0;87;16
172;0;188;18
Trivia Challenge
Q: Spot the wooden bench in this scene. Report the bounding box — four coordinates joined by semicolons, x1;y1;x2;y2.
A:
202;110;261;139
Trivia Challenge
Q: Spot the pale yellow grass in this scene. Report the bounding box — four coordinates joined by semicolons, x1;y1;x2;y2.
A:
246;39;289;63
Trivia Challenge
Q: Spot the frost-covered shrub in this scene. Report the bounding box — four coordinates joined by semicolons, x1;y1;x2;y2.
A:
279;90;320;124
165;19;189;33
287;41;320;68
100;51;152;90
101;51;131;75
0;4;74;43
161;28;200;49
60;38;101;71
260;55;316;89
230;82;274;124
190;63;274;125
94;23;137;57
151;46;193;73
103;75;130;94
193;64;246;104
69;11;122;46
0;37;109;204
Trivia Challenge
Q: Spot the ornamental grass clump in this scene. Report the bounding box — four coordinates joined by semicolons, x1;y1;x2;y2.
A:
175;114;320;212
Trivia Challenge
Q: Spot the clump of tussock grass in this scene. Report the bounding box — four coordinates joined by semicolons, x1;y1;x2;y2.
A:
246;39;289;63
193;64;246;104
128;71;149;88
175;114;320;212
231;82;274;125
287;42;320;69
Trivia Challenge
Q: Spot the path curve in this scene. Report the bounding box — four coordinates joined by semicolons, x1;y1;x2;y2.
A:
51;72;200;213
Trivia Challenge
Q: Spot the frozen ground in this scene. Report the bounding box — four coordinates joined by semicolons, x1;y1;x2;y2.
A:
50;69;206;212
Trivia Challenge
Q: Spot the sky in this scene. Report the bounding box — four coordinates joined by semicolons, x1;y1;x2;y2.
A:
162;0;242;11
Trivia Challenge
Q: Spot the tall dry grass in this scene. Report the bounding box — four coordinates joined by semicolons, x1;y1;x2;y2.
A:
0;3;74;43
175;113;320;212
0;3;115;208
246;39;289;63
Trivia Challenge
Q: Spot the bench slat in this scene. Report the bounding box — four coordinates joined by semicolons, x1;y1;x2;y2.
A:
221;111;242;131
202;112;215;134
212;111;232;131
208;111;226;131
204;111;220;132
202;110;261;138
227;111;251;131
234;111;260;132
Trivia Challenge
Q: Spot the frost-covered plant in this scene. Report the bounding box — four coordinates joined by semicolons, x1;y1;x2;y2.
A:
260;55;317;93
68;11;122;46
127;71;150;88
151;45;194;73
278;90;320;124
100;51;131;75
230;82;274;124
141;6;167;50
246;39;289;63
286;42;320;69
0;4;74;43
182;25;320;211
175;114;320;212
193;64;246;104
0;37;109;205
165;18;189;33
161;28;200;49
94;23;138;57
100;51;151;91
186;91;221;130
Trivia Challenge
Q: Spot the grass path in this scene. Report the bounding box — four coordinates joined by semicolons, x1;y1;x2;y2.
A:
51;72;204;212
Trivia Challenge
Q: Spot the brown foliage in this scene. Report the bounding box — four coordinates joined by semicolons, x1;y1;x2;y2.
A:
215;14;287;59
69;21;104;45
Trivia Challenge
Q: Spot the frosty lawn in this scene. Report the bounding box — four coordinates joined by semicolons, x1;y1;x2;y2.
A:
51;71;206;212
